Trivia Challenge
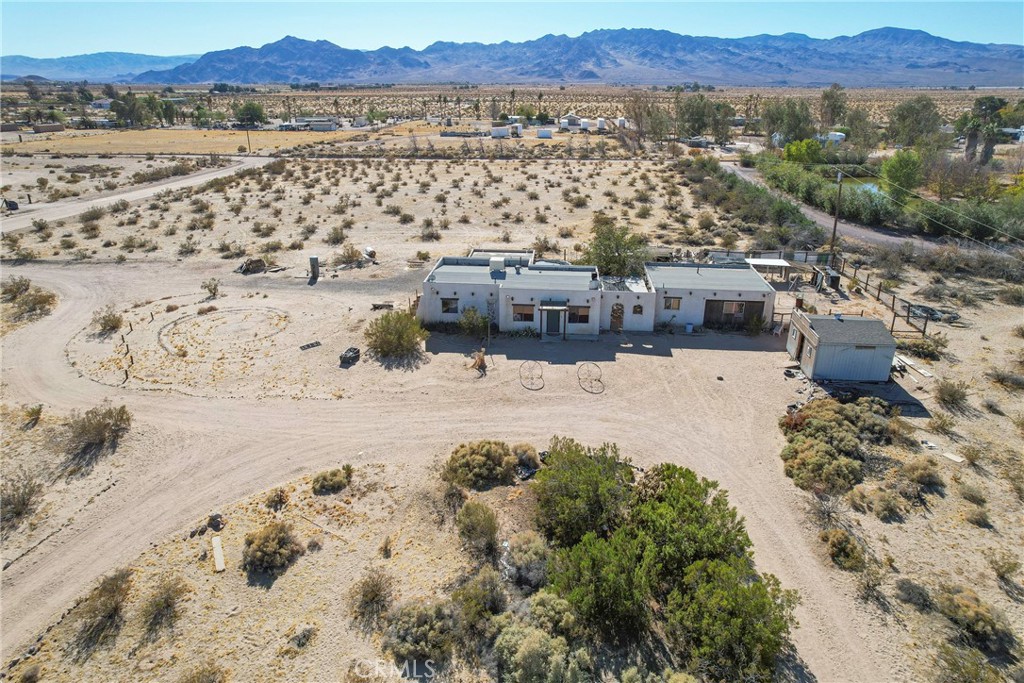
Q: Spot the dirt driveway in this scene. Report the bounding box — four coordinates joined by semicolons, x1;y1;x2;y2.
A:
0;260;909;681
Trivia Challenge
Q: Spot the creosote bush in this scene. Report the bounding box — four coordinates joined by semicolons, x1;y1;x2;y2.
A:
63;402;132;461
383;601;455;664
1;277;56;321
441;440;517;490
177;661;228;683
91;305;123;335
364;310;428;358
241;521;304;574
507;531;550;589
264;487;289;510
0;469;43;532
311;467;350;495
74;568;132;653
452;565;506;635
902;456;944;489
936;379;969;411
455;500;499;559
935;585;1013;651
820;529;866;571
140;575;188;638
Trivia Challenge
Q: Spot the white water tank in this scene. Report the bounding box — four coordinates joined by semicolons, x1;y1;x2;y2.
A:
537;128;553;139
597;118;607;130
491;126;509;138
580;118;591;131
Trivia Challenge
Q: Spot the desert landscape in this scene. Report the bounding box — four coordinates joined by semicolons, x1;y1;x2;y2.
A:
2;12;1024;683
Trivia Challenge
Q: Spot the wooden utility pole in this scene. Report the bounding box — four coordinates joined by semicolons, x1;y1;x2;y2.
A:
829;171;842;266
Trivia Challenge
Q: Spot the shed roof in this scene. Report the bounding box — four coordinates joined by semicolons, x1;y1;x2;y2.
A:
805;315;896;347
427;257;598;291
644;263;772;293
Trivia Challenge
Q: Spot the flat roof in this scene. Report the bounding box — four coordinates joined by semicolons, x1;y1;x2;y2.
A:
746;257;790;268
805;315;896;346
427;257;598;291
644;263;772;293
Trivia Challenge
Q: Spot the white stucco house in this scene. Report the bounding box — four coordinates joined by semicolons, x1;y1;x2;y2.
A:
417;252;776;338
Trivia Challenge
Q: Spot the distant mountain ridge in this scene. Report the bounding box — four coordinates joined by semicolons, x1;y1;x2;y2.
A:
0;52;201;82
4;28;1022;86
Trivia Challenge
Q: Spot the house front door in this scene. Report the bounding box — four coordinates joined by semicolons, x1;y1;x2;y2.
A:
545;309;562;339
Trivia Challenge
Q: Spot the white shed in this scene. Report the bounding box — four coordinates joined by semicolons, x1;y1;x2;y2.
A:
787;312;896;382
537;128;553;139
580;118;591;131
491;126;510;139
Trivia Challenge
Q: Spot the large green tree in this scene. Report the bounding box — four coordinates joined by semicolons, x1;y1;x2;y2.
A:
887;95;942;146
819;83;848;130
581;212;650;278
762;98;815;146
881;150;923;202
843;107;878;150
235;101;267;125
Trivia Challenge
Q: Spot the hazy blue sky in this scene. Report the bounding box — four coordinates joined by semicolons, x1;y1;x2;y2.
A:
2;1;1022;57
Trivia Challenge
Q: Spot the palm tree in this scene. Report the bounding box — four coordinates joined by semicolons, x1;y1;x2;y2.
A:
509;89;516;116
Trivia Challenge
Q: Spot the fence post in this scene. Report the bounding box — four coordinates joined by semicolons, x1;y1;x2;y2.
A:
922;317;928;337
891;311;896;333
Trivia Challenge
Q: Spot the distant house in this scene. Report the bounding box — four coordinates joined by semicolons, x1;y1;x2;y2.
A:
787;312;896;382
91;99;113;110
32;123;64;133
559;112;582;130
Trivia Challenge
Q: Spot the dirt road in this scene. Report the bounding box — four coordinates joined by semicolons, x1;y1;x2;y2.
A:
0;156;274;234
0;260;909;681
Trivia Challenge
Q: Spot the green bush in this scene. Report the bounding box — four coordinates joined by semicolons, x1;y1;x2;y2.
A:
457;306;489;338
903;456;944;489
550;527;652;639
526;590;578;638
441;440;516;490
383;601;455;664
452;566;506;636
494;622;571;683
533;436;634;547
455;500;499;559
897;337;943;360
1;276;32;302
934;643;1003;683
820;529;865;571
664;557;798;681
264;487;289;510
241;521;304;574
311;468;349;495
364;310;429;358
507;531;549;589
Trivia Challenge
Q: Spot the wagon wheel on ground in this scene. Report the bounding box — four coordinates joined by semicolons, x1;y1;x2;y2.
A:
577;362;604;394
519;361;544;391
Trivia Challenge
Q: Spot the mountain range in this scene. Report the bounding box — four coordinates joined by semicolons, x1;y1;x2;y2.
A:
0;52;201;82
3;28;1022;86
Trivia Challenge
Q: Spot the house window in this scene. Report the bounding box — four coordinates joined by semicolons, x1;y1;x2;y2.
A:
567;306;590;324
723;302;745;316
664;297;681;311
512;304;534;322
441;298;459;314
632;304;643;315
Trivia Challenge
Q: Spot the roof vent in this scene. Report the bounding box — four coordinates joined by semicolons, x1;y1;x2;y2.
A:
489;256;504;273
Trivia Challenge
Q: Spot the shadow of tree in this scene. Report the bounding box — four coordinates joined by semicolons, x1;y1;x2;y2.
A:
370;349;429;372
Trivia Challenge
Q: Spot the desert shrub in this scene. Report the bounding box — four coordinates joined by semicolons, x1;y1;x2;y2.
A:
201;278;220;299
63;402;132;461
903;456;944;489
894;578;932;611
936;379;969;410
507;531;549;589
452;566;506;637
526;590;578;638
1;276;33;302
241;521;304;574
960;443;985;468
934;643;1003;683
457;306;489;338
18;665;41;683
959;483;986;506
778;397;894;493
0;469;43;532
176;661;228;683
964;507;990;527
511;443;540;469
196;305;217;315
820;529;865;571
350;566;395;623
264;487;289;510
986;368;1024;391
455;500;498;559
534;436;634;548
494;622;569;683
850;486;903;522
139;574;188;638
74;568;132;653
79;206;105;224
663;556;798;681
383;601;455;664
311;468;349;494
935;585;1012;650
91;305;123;335
23;403;42;426
441;440;516;490
5;282;56;321
988;550;1021;584
332;243;362;265
364;310;428;358
998;285;1024;306
928;413;956;434
324;225;346;245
